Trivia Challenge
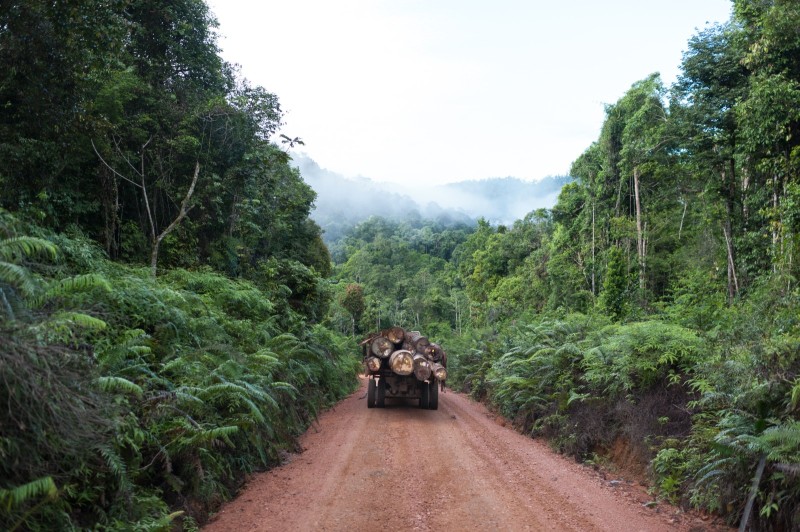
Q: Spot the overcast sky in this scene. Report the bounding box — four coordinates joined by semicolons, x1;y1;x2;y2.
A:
206;1;733;186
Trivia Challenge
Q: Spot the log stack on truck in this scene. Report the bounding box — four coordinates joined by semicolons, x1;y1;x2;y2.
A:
361;326;447;409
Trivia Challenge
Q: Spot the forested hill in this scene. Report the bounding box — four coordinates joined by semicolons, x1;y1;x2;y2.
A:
293;153;569;243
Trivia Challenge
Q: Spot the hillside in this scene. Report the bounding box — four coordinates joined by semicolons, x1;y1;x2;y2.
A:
292;154;569;242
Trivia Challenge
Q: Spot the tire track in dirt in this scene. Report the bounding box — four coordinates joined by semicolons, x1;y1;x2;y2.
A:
204;378;727;531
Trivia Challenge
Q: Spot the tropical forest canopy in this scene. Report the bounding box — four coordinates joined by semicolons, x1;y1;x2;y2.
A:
1;0;800;530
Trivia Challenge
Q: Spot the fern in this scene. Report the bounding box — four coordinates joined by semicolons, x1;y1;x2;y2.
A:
185;426;239;447
756;422;800;462
31;273;112;308
0;262;38;298
0;236;57;262
60;310;107;328
95;376;144;397
98;445;131;490
0;476;57;511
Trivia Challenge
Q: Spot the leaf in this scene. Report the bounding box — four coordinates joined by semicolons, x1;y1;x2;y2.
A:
95;376;143;397
0;262;37;297
46;311;107;331
0;236;57;262
791;378;800;411
0;477;57;510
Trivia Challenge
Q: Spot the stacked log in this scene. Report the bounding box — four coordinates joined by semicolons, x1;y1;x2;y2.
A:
423;343;445;363
412;354;432;381
362;326;447;383
385;326;405;344
370;336;394;358
388;349;414;376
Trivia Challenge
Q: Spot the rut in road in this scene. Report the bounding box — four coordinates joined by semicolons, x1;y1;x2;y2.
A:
204;379;725;531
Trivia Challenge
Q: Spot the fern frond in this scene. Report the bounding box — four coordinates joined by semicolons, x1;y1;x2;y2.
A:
46;311;108;331
0;262;37;297
270;381;297;395
187;425;239;446
757;422;800;461
201;381;249;398
35;273;111;307
0;476;57;510
240;397;266;424
174;389;206;406
95;376;143;397
0;236;57;262
98;445;129;485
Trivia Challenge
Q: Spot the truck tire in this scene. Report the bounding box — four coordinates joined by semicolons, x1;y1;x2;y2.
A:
419;381;430;409
376;378;386;408
367;378;376;408
428;380;439;410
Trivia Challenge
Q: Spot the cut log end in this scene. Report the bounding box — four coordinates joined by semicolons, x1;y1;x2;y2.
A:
366;356;382;372
389;349;414;376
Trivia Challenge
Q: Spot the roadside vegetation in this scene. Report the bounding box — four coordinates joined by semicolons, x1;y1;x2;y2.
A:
0;2;359;529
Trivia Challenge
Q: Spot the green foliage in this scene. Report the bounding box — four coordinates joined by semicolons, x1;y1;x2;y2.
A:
597;246;631;321
340;283;366;335
0;213;360;530
582;321;704;396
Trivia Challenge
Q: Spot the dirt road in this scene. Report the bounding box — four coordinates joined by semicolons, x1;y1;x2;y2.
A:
205;379;724;531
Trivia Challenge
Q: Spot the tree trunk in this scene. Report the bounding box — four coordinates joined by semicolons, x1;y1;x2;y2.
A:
723;223;739;303
771;174;779;273
149;162;200;277
404;330;429;354
720;165;740;301
633;166;645;292
678;200;687;242
100;168;120;259
412;354;432;381
592;200;597;297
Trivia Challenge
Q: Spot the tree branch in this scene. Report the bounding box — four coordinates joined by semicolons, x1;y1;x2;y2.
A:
150;162;200;277
91;139;142;189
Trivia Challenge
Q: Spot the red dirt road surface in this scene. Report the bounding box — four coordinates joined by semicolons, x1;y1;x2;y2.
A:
205;379;727;532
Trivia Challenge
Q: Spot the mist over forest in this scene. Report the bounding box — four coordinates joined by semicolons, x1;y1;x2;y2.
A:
292;153;570;243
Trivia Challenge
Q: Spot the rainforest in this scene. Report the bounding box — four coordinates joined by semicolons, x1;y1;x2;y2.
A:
1;1;799;530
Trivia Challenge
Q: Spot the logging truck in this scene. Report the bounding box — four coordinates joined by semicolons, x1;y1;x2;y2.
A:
361;326;447;410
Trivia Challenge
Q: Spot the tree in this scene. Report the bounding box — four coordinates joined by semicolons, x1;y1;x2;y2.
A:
672;22;749;301
0;0;127;226
616;74;669;298
340;283;366;337
598;246;631;321
733;0;800;284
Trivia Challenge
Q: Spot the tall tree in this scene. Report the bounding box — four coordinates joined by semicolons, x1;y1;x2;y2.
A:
672;22;749;300
616;74;669;298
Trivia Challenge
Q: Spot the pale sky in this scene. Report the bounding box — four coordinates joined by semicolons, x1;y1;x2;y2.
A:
207;1;733;185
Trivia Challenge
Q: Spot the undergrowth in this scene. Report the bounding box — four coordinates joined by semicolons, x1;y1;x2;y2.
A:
450;305;800;529
0;213;360;530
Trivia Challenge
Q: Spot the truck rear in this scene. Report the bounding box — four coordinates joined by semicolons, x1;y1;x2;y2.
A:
361;326;447;410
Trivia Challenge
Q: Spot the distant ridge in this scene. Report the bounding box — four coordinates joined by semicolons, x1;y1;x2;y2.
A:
291;154;569;243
